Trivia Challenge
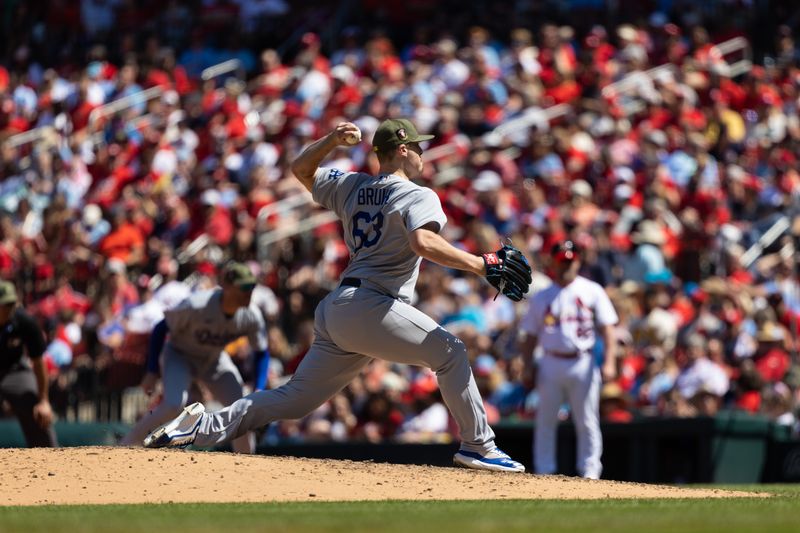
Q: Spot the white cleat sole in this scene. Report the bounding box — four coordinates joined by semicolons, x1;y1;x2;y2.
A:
453;451;526;473
143;402;205;448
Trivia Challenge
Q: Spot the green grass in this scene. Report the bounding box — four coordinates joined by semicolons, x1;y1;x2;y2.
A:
1;485;797;533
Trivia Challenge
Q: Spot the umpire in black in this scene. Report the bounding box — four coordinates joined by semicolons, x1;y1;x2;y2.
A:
0;280;57;447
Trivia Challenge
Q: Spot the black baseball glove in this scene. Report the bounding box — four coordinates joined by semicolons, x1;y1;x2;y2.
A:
482;243;532;302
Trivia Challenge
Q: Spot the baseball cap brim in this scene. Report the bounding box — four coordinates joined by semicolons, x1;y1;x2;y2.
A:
372;133;435;152
0;281;17;305
0;293;16;305
553;250;579;263
222;261;257;290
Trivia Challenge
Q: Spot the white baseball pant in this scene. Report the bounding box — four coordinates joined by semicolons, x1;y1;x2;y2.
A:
534;353;602;479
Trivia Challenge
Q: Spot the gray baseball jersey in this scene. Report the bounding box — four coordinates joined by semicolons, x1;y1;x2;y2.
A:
312;167;447;303
163;288;267;361
122;287;263;452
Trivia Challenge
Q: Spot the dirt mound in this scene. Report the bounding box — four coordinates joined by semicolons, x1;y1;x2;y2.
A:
0;447;763;505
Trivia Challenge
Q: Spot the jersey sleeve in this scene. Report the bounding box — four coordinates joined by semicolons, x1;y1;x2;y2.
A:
163;298;192;333
252;286;279;320
519;299;542;336
19;311;47;359
311;167;360;214
247;309;268;351
594;285;619;326
404;188;447;233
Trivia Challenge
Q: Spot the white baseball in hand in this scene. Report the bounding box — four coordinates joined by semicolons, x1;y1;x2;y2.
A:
344;128;361;145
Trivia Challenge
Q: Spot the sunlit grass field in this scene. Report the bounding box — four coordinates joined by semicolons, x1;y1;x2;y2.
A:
1;485;797;533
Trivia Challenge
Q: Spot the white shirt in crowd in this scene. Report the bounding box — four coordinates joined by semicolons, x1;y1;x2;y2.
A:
399;403;449;435
675;358;730;398
520;275;618;353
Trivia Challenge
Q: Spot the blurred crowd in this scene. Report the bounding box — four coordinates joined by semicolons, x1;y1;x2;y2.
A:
1;0;800;445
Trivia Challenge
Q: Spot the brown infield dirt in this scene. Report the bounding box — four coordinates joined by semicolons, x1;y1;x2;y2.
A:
0;447;765;505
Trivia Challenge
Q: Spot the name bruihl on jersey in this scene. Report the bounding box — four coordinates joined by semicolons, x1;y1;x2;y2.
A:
357;186;393;206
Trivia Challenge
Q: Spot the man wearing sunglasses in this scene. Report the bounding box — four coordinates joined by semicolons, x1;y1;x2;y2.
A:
0;280;56;447
121;261;266;453
519;240;618;479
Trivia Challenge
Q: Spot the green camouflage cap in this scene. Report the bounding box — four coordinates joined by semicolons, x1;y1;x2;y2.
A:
0;280;17;305
372;118;434;153
222;262;257;291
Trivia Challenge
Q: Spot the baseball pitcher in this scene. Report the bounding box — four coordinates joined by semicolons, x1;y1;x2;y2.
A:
143;119;531;472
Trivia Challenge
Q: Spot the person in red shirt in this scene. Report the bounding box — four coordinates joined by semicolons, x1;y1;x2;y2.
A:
295;32;330;74
97;206;145;266
145;48;192;95
544;71;581;105
70;81;99;132
98;258;139;318
326;65;363;119
600;383;634;423
198;189;234;247
31;270;92;323
353;390;404;443
754;321;791;384
256;49;290;98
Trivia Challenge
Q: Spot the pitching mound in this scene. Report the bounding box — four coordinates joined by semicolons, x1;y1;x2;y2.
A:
0;447;763;505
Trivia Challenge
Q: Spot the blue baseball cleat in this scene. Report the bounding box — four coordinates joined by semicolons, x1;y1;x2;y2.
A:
453;447;526;473
143;402;206;449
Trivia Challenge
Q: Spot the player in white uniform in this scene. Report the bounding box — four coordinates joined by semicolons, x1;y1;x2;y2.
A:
143;119;529;472
520;241;618;479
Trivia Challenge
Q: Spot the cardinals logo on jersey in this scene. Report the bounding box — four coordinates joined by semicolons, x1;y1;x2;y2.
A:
543;303;558;328
574;297;594;340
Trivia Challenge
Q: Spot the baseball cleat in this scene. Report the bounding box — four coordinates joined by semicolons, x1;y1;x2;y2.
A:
453;447;526;473
143;402;206;449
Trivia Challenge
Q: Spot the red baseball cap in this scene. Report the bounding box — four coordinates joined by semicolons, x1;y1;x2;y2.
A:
196;261;217;276
551;240;580;262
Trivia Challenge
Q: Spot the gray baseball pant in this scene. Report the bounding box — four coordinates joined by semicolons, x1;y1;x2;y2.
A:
193;285;496;453
122;346;254;453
